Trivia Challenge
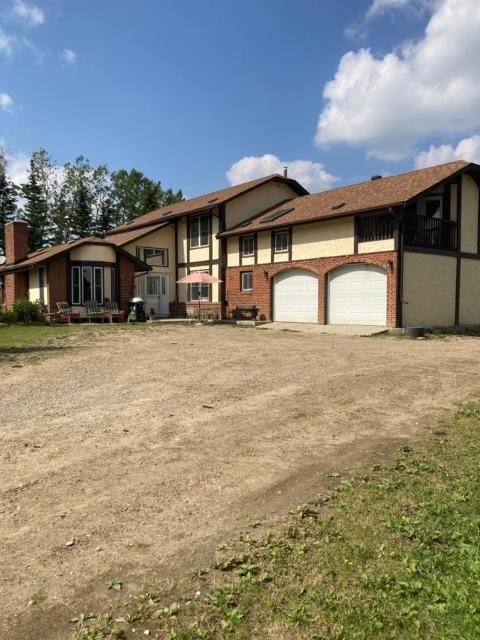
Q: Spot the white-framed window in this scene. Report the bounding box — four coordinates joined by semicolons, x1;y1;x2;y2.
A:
241;235;255;257
274;230;289;253
71;266;81;304
241;271;253;291
136;247;168;266
71;265;109;305
190;214;210;248
189;271;210;301
94;267;103;304
82;266;93;303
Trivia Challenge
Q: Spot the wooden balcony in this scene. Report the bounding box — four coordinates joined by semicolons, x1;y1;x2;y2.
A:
404;214;457;251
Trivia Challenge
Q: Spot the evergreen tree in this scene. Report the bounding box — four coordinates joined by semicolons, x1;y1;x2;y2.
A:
71;178;92;238
95;199;115;237
50;186;70;245
22;157;48;252
0;152;17;254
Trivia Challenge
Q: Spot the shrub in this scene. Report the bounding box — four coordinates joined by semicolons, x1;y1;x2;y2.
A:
10;299;44;323
0;309;16;324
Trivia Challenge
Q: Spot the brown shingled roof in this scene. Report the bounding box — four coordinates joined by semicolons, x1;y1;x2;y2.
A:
219;161;474;237
0;237;149;274
106;222;170;246
107;174;308;235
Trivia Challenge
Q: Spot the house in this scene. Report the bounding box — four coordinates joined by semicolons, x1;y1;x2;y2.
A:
1;160;480;328
0;221;150;316
103;173;307;318
220;160;480;327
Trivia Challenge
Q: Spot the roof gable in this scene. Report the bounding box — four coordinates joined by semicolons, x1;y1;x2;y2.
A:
107;174;308;235
0;236;150;274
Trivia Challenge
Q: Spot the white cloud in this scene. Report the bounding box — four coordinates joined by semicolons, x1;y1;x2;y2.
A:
366;0;432;19
0;139;29;185
0;27;17;56
316;0;480;161
226;154;338;192
6;152;30;184
414;135;480;168
60;48;77;65
0;93;14;113
11;0;44;27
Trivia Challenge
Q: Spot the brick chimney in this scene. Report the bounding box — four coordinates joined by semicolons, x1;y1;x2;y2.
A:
5;219;28;264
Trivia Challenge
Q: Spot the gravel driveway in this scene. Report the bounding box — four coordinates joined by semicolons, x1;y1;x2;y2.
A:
1;325;480;638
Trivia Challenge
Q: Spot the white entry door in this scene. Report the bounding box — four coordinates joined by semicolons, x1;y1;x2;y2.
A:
328;264;387;325
143;273;169;316
273;269;318;323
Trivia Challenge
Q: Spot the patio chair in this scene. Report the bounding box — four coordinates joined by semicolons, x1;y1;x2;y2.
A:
86;300;108;323
104;300;125;324
186;306;198;324
55;301;81;324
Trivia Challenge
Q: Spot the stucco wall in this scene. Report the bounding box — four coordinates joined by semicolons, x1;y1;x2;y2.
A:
257;231;270;264
124;225;176;301
70;244;116;263
358;238;395;254
225;182;297;229
450;183;457;221
402;251;456;326
459;258;480;325
461;174;479;254
227;237;240;267
28;267;48;305
292;218;354;260
177;217;188;264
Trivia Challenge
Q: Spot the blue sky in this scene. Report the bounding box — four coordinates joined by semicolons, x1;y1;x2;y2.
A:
1;0;479;197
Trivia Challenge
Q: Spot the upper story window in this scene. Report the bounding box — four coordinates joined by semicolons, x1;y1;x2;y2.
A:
136;246;168;267
190;214;210;248
241;235;255;257
274;230;289;254
357;214;395;243
423;196;442;219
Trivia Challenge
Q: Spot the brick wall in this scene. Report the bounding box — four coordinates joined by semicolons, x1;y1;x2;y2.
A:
225;251;399;328
5;220;28;264
4;271;29;308
118;256;135;312
47;255;68;313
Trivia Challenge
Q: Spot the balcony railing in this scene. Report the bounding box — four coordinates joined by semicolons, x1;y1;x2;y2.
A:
404;214;457;251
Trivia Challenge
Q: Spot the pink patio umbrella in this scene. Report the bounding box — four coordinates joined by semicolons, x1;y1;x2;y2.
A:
176;271;222;319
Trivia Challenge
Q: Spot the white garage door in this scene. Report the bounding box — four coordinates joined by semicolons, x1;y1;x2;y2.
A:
328;264;387;325
273;269;318;323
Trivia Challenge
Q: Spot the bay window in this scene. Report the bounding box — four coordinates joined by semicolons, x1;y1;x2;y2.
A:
71;265;114;305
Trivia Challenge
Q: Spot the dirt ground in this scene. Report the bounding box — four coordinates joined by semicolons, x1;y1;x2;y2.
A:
1;325;480;639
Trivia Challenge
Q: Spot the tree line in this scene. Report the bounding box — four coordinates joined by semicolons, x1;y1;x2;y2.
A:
0;148;183;254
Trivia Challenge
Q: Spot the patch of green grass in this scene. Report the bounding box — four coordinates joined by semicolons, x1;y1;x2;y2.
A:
0;322;162;353
71;402;480;640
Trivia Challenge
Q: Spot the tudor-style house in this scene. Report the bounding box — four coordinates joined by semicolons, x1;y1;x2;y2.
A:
104;174;307;318
1;160;480;329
